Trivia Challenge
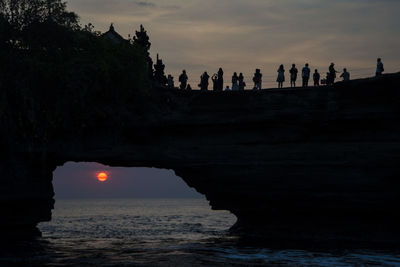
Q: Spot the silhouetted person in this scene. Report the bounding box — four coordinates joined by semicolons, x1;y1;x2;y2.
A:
327;63;337;85
302;63;311;87
217;68;224;91
289;64;298;87
313;69;320;87
324;72;330;85
340;68;350;81
376;58;384;76
277;65;285;89
186;84;192;91
167;75;174;88
238;73;245;90
232;72;239;91
225;86;231;91
200;71;210;91
179;70;188;90
253;69;262;90
212;73;218;91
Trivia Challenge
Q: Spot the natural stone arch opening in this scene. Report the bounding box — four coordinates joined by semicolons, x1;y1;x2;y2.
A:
38;162;237;238
50;162;204;199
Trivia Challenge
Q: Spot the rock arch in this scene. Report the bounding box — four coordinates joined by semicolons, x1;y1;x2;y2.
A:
2;74;400;245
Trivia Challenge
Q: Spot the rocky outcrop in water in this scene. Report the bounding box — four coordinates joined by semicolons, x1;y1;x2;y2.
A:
1;73;400;246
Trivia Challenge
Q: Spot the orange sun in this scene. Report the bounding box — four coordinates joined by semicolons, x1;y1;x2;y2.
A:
97;172;108;182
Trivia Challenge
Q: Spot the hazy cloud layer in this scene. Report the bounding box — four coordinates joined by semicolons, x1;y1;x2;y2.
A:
67;0;400;88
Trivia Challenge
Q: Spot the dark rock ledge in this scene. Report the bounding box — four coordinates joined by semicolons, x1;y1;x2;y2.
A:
1;73;400;247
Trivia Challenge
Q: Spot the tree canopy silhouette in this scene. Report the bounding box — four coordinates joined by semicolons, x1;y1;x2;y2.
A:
0;0;78;29
0;0;150;143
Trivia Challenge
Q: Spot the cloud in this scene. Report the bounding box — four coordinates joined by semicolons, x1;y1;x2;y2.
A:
135;1;155;8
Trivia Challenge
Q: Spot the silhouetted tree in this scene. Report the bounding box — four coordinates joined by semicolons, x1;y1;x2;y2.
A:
133;24;153;81
0;0;78;30
0;0;79;50
153;54;168;86
0;0;150;142
0;13;11;47
133;24;151;51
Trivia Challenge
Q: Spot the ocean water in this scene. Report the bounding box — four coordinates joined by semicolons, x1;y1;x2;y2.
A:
1;198;400;266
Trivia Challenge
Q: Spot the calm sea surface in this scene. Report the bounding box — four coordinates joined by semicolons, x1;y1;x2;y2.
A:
1;198;400;266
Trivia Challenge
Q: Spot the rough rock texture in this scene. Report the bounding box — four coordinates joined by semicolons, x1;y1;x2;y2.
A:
1;73;400;245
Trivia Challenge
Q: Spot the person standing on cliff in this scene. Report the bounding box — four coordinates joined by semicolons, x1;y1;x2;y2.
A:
289;64;298;88
313;69;320;87
212;73;218;91
277;65;285;89
217;68;224;91
340;68;350;81
376;58;384;76
179;70;188;90
253;69;262;90
302;63;311;87
238;73;246;90
232;72;239;91
328;63;337;85
200;71;210;91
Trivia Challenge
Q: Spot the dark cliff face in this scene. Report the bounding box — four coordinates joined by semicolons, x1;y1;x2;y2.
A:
1;73;400;245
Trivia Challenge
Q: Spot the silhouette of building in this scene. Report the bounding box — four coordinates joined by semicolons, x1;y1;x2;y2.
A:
102;24;128;44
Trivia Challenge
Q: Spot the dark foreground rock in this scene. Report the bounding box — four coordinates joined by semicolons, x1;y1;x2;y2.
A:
1;73;400;246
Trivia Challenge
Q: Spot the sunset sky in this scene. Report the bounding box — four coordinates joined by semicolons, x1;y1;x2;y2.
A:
67;0;400;88
54;162;202;199
56;0;400;198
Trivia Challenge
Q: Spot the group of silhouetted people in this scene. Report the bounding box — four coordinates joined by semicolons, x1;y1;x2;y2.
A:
176;68;264;91
224;72;246;91
280;62;349;89
277;58;384;89
171;58;384;91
